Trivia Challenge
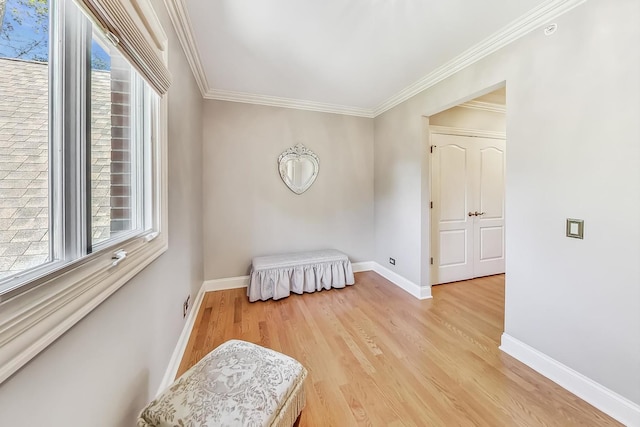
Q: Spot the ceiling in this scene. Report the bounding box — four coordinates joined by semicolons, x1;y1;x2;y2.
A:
168;0;581;116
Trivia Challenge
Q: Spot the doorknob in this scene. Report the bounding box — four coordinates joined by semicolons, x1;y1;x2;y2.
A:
475;211;486;216
468;212;475;217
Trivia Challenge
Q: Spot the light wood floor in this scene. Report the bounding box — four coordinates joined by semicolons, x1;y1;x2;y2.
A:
178;272;620;426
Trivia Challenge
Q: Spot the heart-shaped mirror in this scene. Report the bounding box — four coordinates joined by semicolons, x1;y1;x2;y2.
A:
278;144;319;195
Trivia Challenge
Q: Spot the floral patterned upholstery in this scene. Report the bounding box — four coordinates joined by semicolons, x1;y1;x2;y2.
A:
138;340;307;427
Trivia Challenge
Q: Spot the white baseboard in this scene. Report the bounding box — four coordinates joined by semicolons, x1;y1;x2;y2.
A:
159;274;250;388
202;275;250;292
199;261;430;301
200;262;376;292
202;262;375;292
156;287;206;396
352;261;375;272
372;263;432;300
157;261;429;394
500;334;640;426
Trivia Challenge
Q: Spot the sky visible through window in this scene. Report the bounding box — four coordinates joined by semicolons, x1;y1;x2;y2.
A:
1;0;116;280
0;0;110;69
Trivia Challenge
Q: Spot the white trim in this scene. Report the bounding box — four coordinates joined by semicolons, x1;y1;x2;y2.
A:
158;261;426;390
372;0;587;116
164;0;585;118
0;83;169;386
203;275;251;292
201;262;377;293
352;261;375;273
372;263;432;300
199;262;431;300
156;285;205;395
429;125;506;140
162;0;209;95
206;89;374;118
161;0;374;117
130;0;168;54
458;100;506;114
500;334;640;426
0;237;168;385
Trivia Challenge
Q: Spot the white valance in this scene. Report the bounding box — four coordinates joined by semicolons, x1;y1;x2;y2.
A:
76;0;171;94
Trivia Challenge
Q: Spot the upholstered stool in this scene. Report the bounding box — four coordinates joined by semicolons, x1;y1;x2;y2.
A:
138;340;307;427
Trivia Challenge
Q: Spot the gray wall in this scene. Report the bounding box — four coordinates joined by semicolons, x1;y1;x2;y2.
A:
374;0;639;404
0;0;204;424
0;1;637;425
202;101;374;279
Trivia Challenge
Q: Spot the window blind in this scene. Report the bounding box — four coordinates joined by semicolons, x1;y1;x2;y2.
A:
77;0;171;94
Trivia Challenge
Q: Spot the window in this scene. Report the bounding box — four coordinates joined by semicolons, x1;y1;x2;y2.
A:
88;31;152;250
0;0;168;384
0;0;52;281
0;0;157;293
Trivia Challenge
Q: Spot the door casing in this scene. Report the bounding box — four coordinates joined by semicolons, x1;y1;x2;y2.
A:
429;126;506;285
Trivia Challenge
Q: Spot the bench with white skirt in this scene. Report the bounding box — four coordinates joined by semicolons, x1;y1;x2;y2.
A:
248;249;355;302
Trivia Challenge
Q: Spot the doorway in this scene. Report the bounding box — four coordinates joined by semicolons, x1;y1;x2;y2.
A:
429;88;506;285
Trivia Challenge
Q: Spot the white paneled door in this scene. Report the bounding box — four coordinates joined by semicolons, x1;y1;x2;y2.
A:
430;132;506;284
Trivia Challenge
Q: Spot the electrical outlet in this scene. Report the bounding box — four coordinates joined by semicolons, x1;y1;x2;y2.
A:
182;295;190;318
389;257;396;265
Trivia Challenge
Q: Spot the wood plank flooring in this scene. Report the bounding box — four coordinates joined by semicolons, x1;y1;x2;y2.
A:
178;272;621;426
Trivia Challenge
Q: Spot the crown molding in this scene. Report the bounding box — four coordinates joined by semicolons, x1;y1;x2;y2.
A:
206;89;375;118
162;0;210;95
429;125;506;140
459;100;506;113
162;0;373;117
372;0;587;117
164;0;585;118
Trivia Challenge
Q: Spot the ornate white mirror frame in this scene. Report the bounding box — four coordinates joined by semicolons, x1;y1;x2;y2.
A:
278;143;320;195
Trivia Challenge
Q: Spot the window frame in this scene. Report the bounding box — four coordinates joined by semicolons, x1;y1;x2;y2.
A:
0;0;169;385
87;34;151;253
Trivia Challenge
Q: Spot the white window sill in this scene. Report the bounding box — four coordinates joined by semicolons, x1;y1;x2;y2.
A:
0;0;169;386
0;231;167;384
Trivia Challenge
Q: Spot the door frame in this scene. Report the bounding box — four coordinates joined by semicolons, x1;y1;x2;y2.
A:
417;81;507;291
428;125;506;285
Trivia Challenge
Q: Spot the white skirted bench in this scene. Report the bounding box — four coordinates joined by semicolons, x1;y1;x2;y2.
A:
138;340;307;427
249;249;355;302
